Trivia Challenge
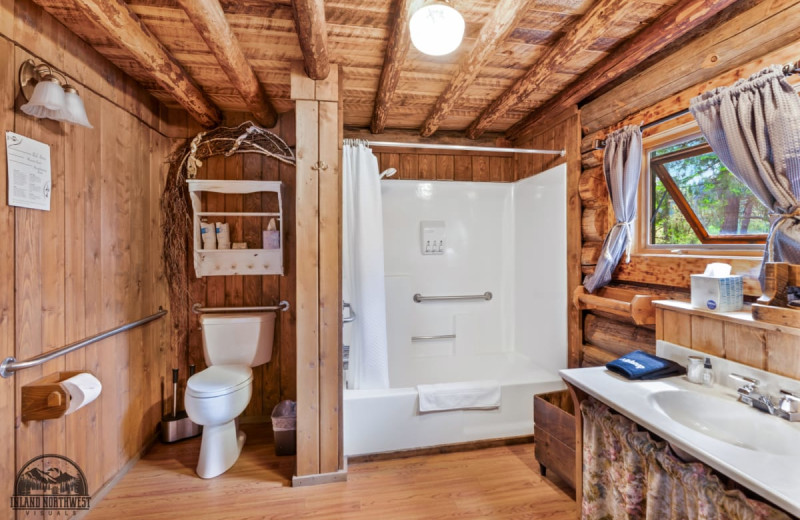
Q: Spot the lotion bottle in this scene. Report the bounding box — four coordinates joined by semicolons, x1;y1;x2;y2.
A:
702;357;715;387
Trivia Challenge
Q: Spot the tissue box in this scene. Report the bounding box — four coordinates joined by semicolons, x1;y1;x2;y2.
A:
690;274;743;312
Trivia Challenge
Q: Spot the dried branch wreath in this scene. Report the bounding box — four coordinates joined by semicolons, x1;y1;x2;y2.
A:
160;122;295;366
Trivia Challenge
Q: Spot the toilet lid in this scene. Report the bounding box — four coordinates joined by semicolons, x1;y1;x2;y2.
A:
186;365;253;398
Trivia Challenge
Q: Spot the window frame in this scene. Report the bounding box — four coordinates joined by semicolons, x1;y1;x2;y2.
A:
634;123;767;257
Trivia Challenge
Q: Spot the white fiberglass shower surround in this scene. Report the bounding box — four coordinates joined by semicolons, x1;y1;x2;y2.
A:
343;163;568;456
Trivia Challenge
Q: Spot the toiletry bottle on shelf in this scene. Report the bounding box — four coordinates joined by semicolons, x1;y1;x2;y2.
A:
702;357;714;387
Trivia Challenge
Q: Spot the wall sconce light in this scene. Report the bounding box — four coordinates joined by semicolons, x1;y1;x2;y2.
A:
18;59;93;128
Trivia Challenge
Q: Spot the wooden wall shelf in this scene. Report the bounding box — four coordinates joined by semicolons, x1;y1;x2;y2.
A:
188;180;284;277
573;285;657;326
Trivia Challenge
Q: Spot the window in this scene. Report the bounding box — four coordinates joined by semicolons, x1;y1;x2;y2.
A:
646;135;768;247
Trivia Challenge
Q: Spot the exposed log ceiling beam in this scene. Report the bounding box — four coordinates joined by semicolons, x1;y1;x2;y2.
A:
506;0;739;141
371;0;422;134
465;0;631;139
65;0;222;127
419;0;533;138
290;0;331;80
177;0;278;128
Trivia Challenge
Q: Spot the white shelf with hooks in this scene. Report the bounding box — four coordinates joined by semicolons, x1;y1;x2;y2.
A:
187;179;284;276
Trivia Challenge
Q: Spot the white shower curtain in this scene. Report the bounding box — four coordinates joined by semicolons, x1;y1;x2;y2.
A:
342;142;390;389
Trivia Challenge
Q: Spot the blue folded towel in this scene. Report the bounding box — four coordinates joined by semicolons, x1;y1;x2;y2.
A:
606;350;686;380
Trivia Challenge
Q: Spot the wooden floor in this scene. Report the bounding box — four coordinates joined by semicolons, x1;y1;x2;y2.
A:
87;424;577;519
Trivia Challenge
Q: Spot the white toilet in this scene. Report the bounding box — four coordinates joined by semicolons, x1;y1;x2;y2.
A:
184;312;276;479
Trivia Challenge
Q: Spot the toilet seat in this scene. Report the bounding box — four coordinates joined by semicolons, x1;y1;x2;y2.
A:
187;365;253;398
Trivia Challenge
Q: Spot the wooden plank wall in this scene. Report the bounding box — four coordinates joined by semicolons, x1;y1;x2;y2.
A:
511;106;582;368
572;0;800;367
374;149;514;182
163;110;298;421
1;0;171;511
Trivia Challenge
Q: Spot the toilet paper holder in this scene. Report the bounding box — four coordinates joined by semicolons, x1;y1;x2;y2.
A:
21;371;96;422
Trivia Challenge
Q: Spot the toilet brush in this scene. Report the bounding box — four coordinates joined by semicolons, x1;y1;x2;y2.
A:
161;366;202;443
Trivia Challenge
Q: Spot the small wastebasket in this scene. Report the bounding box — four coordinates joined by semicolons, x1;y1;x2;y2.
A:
271;400;297;456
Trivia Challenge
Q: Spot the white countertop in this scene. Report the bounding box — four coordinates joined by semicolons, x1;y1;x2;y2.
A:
560;366;800;517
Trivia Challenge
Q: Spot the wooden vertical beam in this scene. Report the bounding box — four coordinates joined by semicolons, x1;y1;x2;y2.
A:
290;0;330;80
292;60;321;477
177;0;278;128
565;110;583;369
63;0;221;127
371;0;421;134
466;0;629;139
419;0;532;137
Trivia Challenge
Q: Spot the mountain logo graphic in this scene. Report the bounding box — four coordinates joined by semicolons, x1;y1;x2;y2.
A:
10;454;90;511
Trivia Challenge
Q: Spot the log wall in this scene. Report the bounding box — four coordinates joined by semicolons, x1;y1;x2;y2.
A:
1;0;172;512
572;0;800;367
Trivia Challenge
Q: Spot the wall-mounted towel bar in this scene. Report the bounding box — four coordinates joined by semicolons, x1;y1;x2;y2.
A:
413;292;492;303
191;301;290;314
411;334;456;341
0;308;168;378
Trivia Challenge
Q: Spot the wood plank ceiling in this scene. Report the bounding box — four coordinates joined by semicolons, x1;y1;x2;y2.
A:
33;0;735;137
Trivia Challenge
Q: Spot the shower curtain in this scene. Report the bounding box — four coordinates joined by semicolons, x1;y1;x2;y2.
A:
342;141;390;389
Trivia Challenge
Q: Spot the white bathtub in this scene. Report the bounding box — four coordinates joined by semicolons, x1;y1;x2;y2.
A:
343;352;565;456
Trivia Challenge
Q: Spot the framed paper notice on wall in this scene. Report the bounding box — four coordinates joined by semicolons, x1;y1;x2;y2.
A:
5;131;51;211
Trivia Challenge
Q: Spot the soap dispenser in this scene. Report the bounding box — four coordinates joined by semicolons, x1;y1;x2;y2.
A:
702;357;715;387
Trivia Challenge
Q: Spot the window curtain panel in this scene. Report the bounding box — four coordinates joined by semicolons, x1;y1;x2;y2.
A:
342;142;390;389
583;125;643;293
582;398;791;520
689;65;800;286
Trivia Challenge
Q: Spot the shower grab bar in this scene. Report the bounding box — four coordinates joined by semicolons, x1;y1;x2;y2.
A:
413;292;492;303
192;301;290;314
411;334;456;341
0;308;168;378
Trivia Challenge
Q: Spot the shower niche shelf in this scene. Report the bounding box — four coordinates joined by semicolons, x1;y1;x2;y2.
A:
187;179;284;277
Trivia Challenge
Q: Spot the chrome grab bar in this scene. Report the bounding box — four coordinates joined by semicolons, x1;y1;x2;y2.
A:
413;291;492;303
192;301;290;314
411;334;456;341
0;308;168;378
343;302;356;323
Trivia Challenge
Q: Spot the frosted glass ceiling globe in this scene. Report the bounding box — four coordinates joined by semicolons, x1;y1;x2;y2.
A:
409;3;465;57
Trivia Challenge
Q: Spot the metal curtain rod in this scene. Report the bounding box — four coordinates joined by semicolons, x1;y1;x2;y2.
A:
593;60;800;150
0;308;168;378
363;140;565;156
192;301;290;314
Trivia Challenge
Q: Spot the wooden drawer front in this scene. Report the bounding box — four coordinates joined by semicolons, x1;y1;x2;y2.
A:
534;426;576;489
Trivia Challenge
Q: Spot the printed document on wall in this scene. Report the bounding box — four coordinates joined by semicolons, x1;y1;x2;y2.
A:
6;131;51;211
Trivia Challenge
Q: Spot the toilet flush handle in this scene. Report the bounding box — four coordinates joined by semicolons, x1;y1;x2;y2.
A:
343;302;356;324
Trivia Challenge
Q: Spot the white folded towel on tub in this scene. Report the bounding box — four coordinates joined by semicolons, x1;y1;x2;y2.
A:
417;380;501;413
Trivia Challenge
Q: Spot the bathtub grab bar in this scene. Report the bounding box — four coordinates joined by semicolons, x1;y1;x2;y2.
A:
191;301;290;314
411;334;456;341
413;292;492;303
0;308;168;378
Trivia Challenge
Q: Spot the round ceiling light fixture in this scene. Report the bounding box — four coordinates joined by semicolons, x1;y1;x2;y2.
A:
409;2;465;57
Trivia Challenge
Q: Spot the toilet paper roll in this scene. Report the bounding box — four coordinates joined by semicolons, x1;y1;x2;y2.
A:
61;373;102;415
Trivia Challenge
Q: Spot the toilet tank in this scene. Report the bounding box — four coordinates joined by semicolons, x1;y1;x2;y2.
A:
199;312;276;367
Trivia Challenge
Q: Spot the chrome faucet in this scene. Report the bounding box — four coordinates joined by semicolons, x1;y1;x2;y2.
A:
730;373;800;422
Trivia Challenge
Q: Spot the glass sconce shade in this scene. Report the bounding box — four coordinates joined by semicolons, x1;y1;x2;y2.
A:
59;86;93;128
20;75;66;119
409;3;465;56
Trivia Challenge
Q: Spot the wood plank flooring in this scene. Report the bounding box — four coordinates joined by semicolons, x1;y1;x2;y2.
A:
86;424;577;519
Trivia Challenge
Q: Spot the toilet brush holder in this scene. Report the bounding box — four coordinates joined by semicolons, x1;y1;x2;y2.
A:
161;365;201;443
161;411;202;443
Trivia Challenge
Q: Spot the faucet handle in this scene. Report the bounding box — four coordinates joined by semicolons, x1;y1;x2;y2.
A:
730;373;760;393
779;389;800;413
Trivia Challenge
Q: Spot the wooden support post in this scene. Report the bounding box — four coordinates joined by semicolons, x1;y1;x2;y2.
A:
291;62;344;483
291;0;331;80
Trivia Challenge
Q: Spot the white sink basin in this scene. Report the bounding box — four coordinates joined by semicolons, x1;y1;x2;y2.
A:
648;390;800;456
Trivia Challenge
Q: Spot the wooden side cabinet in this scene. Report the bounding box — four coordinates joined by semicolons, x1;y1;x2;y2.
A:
534;390;576;489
